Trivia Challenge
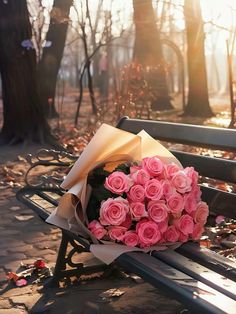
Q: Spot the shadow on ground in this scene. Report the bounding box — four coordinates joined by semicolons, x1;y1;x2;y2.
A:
29;276;184;314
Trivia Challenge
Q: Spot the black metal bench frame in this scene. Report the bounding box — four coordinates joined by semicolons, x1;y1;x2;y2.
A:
17;117;236;314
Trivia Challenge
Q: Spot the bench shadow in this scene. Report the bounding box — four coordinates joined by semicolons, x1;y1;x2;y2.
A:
29;270;188;314
30;280;126;314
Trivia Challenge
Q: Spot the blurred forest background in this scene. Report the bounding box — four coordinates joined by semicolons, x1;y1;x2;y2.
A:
0;0;236;151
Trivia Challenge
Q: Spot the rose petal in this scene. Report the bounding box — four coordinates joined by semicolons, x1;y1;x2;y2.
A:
215;215;225;225
34;259;46;269
15;279;27;287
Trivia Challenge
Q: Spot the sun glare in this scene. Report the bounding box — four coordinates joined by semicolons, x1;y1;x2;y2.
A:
44;0;236;54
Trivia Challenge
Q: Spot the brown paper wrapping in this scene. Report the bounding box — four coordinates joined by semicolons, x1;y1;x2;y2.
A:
46;124;182;264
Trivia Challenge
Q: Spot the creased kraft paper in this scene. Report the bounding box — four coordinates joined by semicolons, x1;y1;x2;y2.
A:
46;123;182;264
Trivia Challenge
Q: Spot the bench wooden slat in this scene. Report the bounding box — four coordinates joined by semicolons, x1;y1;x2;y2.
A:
117;117;236;151
118;252;236;314
16;187;61;221
172;150;236;184
37;191;60;207
177;242;236;281
153;250;236;300
201;186;236;219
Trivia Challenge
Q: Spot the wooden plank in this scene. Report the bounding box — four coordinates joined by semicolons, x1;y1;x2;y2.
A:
200;186;236;219
43;191;62;200
29;194;55;212
16;190;49;221
153;250;236;300
172;150;236;184
118;252;236;314
117;117;236;151
37;191;59;207
177;242;236;281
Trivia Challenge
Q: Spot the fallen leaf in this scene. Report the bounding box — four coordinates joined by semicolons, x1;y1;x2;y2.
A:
16;268;34;278
99;288;125;298
130;274;144;283
215;215;225;225
17;155;27;162
7;272;19;282
10;206;21;211
200;238;211;248
15;215;34;221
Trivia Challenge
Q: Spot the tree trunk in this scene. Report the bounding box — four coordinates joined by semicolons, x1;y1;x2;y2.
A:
0;0;51;144
184;0;213;117
37;0;73;118
133;0;173;110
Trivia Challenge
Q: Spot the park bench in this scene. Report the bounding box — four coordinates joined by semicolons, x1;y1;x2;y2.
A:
17;116;236;314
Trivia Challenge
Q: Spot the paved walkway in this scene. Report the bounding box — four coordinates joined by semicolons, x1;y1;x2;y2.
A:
0;146;186;314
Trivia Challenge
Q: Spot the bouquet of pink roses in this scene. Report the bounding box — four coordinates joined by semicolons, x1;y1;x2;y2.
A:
47;124;209;264
86;156;209;249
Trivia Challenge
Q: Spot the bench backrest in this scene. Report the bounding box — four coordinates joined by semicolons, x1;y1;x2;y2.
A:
117;117;236;219
117;117;236;151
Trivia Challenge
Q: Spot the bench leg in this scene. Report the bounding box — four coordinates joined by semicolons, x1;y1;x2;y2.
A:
45;230;70;287
45;230;107;288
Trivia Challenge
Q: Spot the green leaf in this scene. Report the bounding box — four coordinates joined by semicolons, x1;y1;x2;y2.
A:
114;162;131;174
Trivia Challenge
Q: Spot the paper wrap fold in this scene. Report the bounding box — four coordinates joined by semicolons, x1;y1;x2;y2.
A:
46;123;182;264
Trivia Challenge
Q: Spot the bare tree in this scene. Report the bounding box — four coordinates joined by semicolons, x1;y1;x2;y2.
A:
27;0;48;61
0;0;53;145
37;0;73;118
133;0;173;110
72;0;125;124
184;0;213;117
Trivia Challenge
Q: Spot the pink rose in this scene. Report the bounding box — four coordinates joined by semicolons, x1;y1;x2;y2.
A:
192;185;202;201
193;202;209;224
158;237;166;244
131;168;150;185
142;156;164;177
122;231;139;247
99;197;129;226
130;165;142;174
165;163;180;179
192;223;204;240
120;214;132;229
108;226;127;241
184;193;197;214
145;179;163;200
128;184;145;202
147;200;169;223
179;232;189;243
136;219;161;247
174;214;194;235
104;171;132;195
88;220;107;240
184;167;199;185
167;193;184;214
161;180;176;197
156;218;169;234
164;225;180;242
171;170;192;194
130;202;147;220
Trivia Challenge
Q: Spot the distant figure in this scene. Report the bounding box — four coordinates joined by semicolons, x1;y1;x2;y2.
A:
98;52;108;98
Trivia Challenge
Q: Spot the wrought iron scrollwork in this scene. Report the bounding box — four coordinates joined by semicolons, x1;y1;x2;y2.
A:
66;239;88;268
47;231;106;287
24;149;78;188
